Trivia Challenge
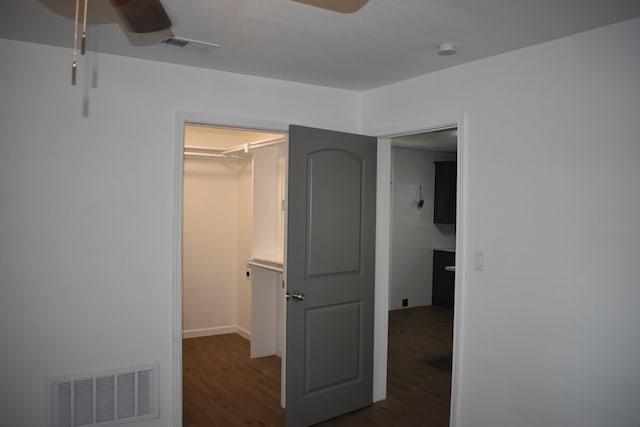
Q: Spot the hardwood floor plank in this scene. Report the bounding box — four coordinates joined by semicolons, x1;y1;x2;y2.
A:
318;305;453;427
182;305;452;426
183;334;284;426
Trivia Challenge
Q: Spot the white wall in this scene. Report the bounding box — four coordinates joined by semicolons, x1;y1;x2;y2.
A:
0;38;360;427
365;18;640;427
182;157;251;337
390;148;456;310
182;137;283;344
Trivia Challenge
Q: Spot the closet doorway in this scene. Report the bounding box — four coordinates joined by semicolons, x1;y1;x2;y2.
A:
181;124;287;425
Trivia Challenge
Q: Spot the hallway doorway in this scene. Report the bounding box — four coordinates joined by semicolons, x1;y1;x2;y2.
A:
387;127;458;424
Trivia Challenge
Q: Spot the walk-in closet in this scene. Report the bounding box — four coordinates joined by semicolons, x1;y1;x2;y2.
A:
182;124;286;358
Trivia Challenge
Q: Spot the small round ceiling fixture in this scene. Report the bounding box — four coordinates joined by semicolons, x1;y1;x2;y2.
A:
438;42;457;56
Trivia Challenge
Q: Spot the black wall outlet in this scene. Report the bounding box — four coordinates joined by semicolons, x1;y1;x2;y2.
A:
402;298;408;307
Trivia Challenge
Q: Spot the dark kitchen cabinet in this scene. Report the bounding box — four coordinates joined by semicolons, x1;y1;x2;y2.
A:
432;250;455;309
433;161;456;224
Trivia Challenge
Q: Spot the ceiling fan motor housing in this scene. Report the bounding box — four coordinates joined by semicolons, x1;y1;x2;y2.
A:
109;0;172;33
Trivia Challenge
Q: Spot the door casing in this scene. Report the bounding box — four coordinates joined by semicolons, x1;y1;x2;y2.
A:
171;111;466;427
367;112;466;427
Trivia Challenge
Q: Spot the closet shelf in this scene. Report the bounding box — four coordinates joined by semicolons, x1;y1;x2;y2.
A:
184;137;286;159
184;151;246;159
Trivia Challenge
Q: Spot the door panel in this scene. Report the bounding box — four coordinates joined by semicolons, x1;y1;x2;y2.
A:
304;301;362;394
286;125;376;426
307;150;362;276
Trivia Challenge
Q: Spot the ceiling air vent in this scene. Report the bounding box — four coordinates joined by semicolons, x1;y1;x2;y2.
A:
160;37;220;53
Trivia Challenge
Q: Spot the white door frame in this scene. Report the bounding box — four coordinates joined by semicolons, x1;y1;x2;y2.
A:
368;112;467;427
171;110;467;427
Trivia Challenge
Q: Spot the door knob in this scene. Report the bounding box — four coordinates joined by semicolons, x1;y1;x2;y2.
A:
286;290;306;302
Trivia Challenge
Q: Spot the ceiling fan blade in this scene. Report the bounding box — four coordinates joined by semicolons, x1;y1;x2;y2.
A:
292;0;369;14
109;0;172;33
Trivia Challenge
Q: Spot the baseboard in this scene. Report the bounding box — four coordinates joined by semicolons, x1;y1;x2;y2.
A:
236;325;251;340
182;325;236;339
182;325;253;339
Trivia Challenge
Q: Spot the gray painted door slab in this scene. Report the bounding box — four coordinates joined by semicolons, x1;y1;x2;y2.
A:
286;125;376;426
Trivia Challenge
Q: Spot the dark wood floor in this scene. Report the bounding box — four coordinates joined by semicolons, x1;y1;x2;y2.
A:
183;305;453;427
183;333;283;426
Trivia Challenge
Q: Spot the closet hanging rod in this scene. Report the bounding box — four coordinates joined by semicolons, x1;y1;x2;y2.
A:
184;137;286;156
250;136;287;147
221;143;250;155
184;145;224;152
247;261;284;273
221;137;286;155
222;139;281;154
252;139;286;149
183;145;249;154
184;151;244;159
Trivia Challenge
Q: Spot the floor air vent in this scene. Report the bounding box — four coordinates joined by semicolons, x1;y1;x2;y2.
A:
160;37;220;53
46;363;158;427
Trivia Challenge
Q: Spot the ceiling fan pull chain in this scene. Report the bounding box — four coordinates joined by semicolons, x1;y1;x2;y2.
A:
71;61;77;86
81;0;88;55
71;0;80;85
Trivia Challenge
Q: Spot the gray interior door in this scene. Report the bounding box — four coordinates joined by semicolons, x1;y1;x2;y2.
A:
286;125;376;426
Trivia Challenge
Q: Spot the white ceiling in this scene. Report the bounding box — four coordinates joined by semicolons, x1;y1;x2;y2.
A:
2;0;639;90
